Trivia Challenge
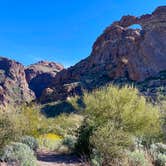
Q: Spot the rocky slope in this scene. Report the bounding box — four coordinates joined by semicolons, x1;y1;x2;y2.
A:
0;57;34;110
25;61;64;98
40;6;166;103
0;6;165;107
0;58;63;110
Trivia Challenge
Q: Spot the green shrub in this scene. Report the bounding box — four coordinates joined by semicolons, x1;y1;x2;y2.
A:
90;122;132;164
156;153;166;166
75;86;161;164
37;133;62;151
150;143;166;166
128;150;148;166
1;142;37;166
20;136;38;151
50;114;83;137
75;119;93;155
90;149;103;166
0;112;21;150
62;135;77;151
19;105;48;137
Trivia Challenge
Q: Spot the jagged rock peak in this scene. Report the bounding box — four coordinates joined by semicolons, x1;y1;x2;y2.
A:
40;6;166;103
0;56;35;110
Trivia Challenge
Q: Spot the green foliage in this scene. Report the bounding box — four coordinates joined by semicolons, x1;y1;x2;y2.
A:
19;105;48;137
150;143;166;165
75;85;162;165
90;149;103;166
0;112;21;150
90;122;132;164
37;134;62;151
62;135;77;151
20;136;38;151
1;142;37;166
83;86;161;137
128;150;148;166
75;119;93;155
156;153;166;166
48;113;83;137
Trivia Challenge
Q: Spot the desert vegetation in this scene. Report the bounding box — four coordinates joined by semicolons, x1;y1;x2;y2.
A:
0;86;165;166
73;86;166;166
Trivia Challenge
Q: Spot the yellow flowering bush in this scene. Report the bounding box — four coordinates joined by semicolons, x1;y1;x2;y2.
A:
42;133;62;140
38;133;63;151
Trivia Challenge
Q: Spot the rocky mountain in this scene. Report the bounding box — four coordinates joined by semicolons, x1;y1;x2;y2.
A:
0;57;34;110
25;61;64;98
0;58;63;110
40;6;166;103
0;6;165;108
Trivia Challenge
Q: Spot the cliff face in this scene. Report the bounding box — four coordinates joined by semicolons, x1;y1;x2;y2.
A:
0;6;165;107
40;6;166;103
25;61;64;98
0;58;63;110
0;57;35;110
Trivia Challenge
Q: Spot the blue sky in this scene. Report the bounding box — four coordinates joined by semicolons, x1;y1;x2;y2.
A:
0;0;165;67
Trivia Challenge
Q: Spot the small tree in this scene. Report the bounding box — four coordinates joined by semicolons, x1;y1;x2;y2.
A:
75;85;162;165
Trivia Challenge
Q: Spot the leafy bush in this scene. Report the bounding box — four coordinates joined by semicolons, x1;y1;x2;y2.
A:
38;133;62;151
150;143;166;166
90;122;132;164
156;153;166;166
128;150;148;166
75;86;161;164
20;136;38;151
90;149;103;166
1;142;37;166
19;105;49;137
62;135;77;151
0;112;21;151
49;114;83;137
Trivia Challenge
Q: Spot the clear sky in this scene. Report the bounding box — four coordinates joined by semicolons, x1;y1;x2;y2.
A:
0;0;165;67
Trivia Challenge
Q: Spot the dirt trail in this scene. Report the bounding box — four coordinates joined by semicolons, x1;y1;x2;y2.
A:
37;150;86;166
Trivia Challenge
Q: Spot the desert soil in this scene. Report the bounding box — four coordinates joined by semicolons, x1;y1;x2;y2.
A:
37;150;86;166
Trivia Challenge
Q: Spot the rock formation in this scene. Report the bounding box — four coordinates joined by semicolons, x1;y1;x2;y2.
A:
40;6;166;103
0;57;34;110
0;6;165;106
25;61;64;98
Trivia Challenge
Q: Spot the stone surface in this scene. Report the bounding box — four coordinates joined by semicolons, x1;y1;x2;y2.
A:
25;61;64;98
0;57;34;110
41;6;166;102
0;6;166;106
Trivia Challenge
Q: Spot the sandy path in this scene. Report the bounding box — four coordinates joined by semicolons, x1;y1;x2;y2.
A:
37;150;86;166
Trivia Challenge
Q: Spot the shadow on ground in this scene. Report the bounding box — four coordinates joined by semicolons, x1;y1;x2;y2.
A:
41;101;76;118
37;151;81;164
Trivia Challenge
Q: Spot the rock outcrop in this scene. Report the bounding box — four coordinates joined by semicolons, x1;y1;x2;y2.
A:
0;6;165;106
0;57;34;110
40;6;166;102
25;61;64;98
